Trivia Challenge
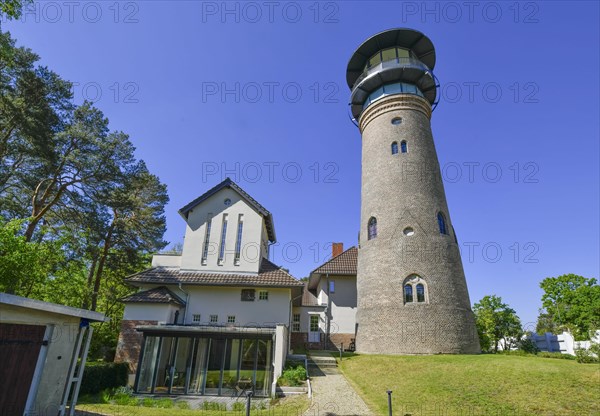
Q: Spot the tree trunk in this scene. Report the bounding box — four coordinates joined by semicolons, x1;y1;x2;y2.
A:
90;223;114;312
82;256;98;309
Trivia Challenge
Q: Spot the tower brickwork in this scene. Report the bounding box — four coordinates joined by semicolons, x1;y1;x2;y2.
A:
347;29;480;354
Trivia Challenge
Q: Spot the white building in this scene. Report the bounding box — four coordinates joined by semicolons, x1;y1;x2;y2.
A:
115;178;303;397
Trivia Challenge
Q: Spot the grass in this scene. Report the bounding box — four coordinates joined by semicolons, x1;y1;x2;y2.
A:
337;353;600;416
77;394;309;415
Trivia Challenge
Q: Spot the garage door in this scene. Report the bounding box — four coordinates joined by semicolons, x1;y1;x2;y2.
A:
0;323;46;415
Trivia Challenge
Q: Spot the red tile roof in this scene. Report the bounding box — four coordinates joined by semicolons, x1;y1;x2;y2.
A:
125;258;303;288
121;286;186;305
311;246;358;276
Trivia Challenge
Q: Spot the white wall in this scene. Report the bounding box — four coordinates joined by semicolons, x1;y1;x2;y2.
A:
123;303;182;324
316;275;357;334
152;254;182;268
180;188;267;273
182;286;291;327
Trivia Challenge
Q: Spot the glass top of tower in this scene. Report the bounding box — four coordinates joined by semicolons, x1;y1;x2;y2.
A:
362;82;425;111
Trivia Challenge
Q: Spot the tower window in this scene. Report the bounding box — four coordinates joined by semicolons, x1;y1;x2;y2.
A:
400;140;408;153
391;117;402;125
416;284;425;302
404;285;413;303
391;142;398;155
368;217;377;240
404;275;428;304
437;212;447;235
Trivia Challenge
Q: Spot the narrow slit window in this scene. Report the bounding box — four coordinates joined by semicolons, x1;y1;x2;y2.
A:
218;213;228;263
437;212;447;235
391;142;399;155
368;217;377;240
234;214;243;265
404;285;413;303
416;284;425;302
400;140;408;153
201;214;212;265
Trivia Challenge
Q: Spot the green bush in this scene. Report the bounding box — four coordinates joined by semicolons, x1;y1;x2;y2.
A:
278;361;307;387
538;352;576;360
232;401;245;411
176;401;190;409
80;362;129;395
202;401;227;411
518;338;540;354
575;348;599;364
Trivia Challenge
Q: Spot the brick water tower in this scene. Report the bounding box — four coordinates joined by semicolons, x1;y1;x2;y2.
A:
347;28;480;354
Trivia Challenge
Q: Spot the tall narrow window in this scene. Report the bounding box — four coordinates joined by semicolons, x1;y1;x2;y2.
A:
234;214;243;265
400;140;408;153
218;214;228;264
437;212;447;235
416;284;425;302
201;214;212;265
404;285;413;303
368;217;377;240
391;142;399;155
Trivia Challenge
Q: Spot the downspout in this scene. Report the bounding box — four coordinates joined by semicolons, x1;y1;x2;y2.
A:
326;273;331;350
289;291;304;353
178;283;190;325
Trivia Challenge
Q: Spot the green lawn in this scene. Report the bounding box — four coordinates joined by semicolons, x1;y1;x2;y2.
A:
337;353;600;416
77;394;308;415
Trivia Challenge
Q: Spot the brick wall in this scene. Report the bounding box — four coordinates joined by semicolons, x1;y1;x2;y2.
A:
114;320;157;373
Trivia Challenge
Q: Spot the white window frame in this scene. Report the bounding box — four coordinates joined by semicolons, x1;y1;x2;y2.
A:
192;314;201;323
227;315;236;324
210;314;218;323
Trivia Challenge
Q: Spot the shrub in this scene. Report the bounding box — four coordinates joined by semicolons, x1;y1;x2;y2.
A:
518;338;540;354
278;362;307;387
575;348;599;364
79;362;129;395
538;352;576;360
141;397;156;407
202;401;227;411
176;401;190;409
232;401;245;411
155;398;174;408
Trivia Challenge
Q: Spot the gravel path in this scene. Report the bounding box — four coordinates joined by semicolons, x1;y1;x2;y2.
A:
304;366;373;416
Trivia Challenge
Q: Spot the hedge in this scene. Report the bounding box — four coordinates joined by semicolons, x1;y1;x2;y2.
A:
79;361;129;395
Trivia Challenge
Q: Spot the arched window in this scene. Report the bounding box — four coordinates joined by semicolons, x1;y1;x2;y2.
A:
416;284;425;302
437;212;447;235
404;284;413;303
391;142;398;155
367;217;377;240
403;275;428;304
400;140;408;153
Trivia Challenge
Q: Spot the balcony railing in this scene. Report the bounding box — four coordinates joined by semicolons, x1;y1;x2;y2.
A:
353;57;431;90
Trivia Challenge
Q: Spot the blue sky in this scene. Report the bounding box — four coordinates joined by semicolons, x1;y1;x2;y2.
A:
5;1;599;325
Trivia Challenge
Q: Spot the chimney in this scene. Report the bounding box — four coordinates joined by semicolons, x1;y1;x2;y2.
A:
332;242;343;258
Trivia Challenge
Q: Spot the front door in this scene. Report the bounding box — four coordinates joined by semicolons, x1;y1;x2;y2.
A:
308;315;320;343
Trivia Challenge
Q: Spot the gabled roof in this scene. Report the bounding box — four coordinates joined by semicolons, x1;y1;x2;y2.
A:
308;246;358;290
121;286;186;306
178;178;276;242
125;258;303;288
